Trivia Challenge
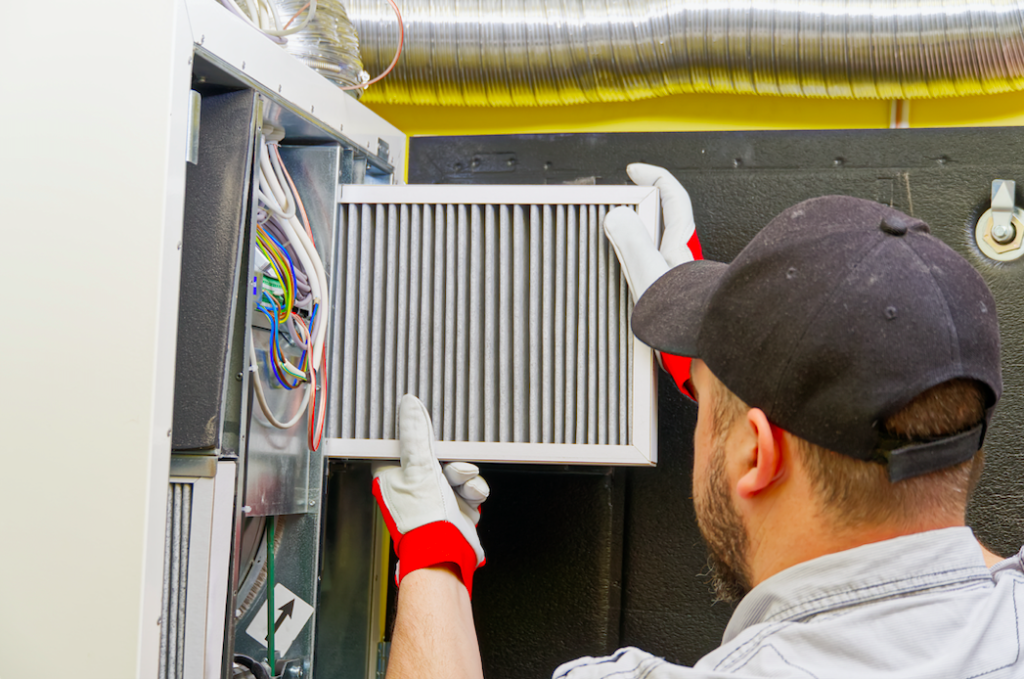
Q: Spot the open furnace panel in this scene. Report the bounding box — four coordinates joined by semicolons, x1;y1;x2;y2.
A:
167;17;663;678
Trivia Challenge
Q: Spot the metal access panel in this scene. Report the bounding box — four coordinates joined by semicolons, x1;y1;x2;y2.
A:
322;183;660;465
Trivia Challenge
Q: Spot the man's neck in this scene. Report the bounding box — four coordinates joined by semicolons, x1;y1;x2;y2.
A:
746;508;966;588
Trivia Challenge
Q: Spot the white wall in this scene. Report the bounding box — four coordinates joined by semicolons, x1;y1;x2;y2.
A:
0;1;192;675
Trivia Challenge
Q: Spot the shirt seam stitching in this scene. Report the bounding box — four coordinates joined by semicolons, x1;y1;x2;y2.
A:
761;565;991;623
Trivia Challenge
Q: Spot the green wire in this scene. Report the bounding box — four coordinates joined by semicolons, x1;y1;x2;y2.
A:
267;516;276;673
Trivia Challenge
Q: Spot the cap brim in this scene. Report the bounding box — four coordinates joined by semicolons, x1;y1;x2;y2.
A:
631;260;728;357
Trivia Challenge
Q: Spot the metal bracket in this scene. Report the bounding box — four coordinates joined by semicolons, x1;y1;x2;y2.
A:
280;657;310;679
976;179;1024;261
186;90;202;165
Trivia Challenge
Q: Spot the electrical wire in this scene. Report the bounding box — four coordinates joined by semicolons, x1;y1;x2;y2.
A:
248;131;329;449
338;0;404;91
250;334;311;429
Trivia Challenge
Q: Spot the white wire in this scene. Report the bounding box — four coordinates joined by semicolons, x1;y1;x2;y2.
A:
250;334;311;429
269;143;330;366
258;184;294;221
259;138;330;367
259;145;296;220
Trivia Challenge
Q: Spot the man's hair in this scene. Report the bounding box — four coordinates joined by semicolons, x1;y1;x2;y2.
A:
708;375;986;528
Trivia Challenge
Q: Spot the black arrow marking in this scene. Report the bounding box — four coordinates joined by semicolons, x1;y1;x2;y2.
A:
274;599;295;633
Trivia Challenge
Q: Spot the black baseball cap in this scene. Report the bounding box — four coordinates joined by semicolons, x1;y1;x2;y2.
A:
632;196;1002;482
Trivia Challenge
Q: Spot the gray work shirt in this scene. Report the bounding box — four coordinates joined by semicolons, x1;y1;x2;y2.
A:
554;528;1024;678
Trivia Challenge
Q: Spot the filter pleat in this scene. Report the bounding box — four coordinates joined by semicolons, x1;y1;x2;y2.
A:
431;205;446;428
354;204;374;438
443;205;458;440
468;204;484;442
417;205;433;414
564;206;579;442
483;205;498;442
369;204;388;438
382;204;399;438
619;269;629;444
587;205;598;444
574;206;589;445
608;225;619;445
597;205;609;445
553;205;567;444
455;205;470;440
541;205;555;443
402;204;418;399
513;205;528;443
528;205;541;442
499;205;514;442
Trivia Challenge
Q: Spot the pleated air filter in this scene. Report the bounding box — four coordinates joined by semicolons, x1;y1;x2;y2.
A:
324;185;660;465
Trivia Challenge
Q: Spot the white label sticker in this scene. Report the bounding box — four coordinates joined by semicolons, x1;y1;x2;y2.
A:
245;583;315;656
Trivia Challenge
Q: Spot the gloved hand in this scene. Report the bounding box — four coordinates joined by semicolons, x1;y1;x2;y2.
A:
603;163;703;397
372;394;489;596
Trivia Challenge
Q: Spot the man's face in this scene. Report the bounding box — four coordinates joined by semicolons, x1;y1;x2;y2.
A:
690;360;753;603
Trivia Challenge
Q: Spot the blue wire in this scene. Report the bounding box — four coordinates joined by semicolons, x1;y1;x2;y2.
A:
263;226;298;296
258;299;294;390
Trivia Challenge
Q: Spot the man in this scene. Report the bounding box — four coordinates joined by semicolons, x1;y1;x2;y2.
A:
371;165;1023;678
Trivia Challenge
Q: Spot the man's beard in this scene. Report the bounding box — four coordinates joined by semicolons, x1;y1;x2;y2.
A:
694;441;752;603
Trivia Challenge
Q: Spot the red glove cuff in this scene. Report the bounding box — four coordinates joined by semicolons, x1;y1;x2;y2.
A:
396;521;482;597
372;478;483;597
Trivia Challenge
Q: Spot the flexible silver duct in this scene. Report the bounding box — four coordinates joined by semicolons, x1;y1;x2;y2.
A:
348;0;1024;106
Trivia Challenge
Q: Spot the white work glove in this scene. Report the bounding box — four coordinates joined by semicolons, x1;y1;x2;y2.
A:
372;394;489;596
603;163;698;304
603;164;702;397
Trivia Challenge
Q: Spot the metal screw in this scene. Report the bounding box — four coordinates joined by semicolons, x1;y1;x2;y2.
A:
992;222;1016;244
236;372;243;381
242;505;252;514
309;500;316;506
285;665;303;679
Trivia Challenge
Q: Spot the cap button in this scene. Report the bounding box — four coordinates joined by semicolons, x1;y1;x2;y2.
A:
879;217;908;236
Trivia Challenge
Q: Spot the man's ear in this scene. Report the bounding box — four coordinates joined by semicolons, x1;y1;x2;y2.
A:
736;408;786;499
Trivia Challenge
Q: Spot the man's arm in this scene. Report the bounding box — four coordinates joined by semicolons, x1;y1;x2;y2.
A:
387;565;484;679
371;395;489;678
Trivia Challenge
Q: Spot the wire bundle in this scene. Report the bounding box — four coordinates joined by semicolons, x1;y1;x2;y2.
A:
250;125;329;450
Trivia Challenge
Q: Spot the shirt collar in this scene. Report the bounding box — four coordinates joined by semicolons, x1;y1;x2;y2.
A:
723;527;992;644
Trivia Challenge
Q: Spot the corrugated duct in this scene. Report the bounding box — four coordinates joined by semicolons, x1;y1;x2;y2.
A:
346;0;1024;106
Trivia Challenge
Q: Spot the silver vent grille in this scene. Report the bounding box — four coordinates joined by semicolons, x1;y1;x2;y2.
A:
160;482;192;679
326;185;660;465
